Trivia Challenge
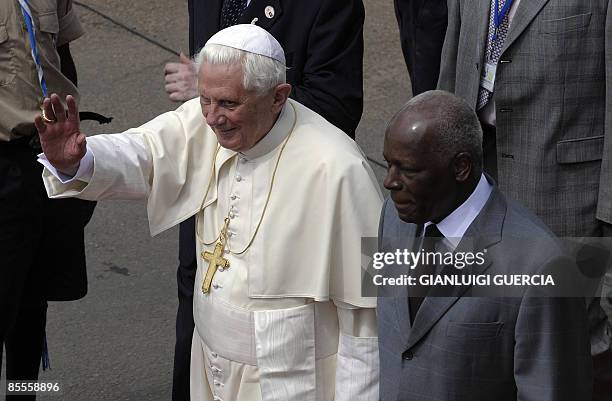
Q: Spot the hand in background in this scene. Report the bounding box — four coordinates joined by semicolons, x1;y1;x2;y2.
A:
164;52;199;102
34;94;86;176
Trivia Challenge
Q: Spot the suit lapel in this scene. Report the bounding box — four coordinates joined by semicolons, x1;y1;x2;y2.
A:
502;0;550;53
380;201;419;345
475;0;492;65
241;0;283;30
394;226;418;344
404;185;506;350
211;0;223;32
206;0;224;33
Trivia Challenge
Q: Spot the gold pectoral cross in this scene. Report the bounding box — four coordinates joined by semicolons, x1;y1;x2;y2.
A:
201;218;231;294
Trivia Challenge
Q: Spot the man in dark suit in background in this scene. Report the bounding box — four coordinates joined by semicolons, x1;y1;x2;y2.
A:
163;1;366;399
377;90;592;400
166;0;364;138
393;0;447;95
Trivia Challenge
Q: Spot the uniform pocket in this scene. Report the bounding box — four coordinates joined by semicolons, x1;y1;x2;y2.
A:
0;24;7;43
35;11;61;67
0;24;16;87
38;12;60;34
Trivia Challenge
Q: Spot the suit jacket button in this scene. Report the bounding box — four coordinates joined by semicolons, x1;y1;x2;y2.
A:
402;350;414;360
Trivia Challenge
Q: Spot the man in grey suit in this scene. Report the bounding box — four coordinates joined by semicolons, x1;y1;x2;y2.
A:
438;0;611;236
437;1;612;395
377;90;592;400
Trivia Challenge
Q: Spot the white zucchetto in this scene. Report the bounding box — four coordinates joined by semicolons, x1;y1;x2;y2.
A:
205;24;286;65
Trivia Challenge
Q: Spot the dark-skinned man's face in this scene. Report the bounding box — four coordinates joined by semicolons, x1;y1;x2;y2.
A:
383;112;459;224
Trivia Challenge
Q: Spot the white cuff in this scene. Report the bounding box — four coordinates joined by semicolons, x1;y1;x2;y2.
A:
37;149;94;184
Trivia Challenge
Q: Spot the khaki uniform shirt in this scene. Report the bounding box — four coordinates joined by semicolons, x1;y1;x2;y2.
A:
0;0;83;141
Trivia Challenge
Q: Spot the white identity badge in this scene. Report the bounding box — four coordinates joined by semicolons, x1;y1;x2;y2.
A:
480;61;497;92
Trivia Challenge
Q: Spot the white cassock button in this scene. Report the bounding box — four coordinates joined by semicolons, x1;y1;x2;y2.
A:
230;194;237;200
212;283;221;289
218;266;225;272
211;352;217;358
240;157;247;163
236;175;242;182
265;5;274;18
229;211;235;219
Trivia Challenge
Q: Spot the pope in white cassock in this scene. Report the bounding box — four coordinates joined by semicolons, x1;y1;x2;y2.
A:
34;24;383;401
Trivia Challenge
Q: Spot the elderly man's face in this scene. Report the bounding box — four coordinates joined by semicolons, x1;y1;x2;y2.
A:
383;114;458;224
198;62;279;152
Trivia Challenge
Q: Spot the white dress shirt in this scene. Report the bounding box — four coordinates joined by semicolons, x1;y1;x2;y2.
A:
423;173;494;250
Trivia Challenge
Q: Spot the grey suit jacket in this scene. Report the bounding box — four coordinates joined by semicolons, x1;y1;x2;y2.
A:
438;0;611;237
377;188;592;401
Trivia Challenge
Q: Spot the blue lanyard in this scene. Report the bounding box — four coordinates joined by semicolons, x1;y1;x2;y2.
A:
18;0;48;97
493;0;514;41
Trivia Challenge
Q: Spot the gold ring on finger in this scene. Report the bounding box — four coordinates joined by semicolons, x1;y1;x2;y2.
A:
41;109;56;124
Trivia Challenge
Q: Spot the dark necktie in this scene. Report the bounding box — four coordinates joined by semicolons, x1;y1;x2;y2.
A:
220;0;248;29
477;0;512;110
409;224;443;323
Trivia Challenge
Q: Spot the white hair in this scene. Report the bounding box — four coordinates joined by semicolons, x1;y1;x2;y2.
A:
389;90;484;171
195;44;286;95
